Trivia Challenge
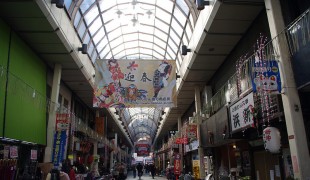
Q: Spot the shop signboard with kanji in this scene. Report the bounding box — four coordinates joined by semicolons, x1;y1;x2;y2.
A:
229;92;255;132
94;59;176;108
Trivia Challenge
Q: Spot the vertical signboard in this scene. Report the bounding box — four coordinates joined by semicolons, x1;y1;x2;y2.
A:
52;114;70;168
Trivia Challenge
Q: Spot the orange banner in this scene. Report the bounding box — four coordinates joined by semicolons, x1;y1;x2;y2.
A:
95;117;104;135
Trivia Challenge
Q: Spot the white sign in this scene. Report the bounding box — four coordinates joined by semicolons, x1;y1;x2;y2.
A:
229;92;255;132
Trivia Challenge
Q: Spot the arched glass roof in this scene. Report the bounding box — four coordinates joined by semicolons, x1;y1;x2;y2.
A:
65;0;198;143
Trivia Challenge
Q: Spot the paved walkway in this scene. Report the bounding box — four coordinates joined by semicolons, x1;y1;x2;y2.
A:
126;171;167;180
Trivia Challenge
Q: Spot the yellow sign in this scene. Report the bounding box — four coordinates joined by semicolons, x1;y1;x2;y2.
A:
94;59;176;108
192;160;200;179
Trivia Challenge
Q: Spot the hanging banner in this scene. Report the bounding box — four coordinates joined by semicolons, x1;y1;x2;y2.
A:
135;143;150;156
229;92;255;132
52;114;70;168
174;153;181;175
251;60;282;94
94;59;176;108
95;117;104;136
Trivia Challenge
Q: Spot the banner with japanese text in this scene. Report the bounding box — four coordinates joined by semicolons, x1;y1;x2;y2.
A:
174;153;181;175
94;59;176;108
135;143;150;156
52;114;70;168
229;92;255;132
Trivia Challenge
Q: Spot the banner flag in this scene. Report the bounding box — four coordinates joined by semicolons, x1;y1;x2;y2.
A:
94;59;176;108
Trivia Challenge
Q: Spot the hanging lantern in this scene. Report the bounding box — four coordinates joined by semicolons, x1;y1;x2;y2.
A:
263;126;281;153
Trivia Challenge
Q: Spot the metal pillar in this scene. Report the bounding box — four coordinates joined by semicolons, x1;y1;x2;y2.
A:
264;0;310;179
195;86;205;179
44;64;62;162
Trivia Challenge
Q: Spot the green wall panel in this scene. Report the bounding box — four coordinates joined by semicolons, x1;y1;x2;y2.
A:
4;31;47;145
0;19;10;137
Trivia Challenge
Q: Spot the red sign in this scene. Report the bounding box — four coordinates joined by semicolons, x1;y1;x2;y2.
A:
175;137;188;144
174;153;181;175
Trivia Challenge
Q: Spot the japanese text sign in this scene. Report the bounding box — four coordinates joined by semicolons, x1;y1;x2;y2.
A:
94;59;176;108
229;92;255;132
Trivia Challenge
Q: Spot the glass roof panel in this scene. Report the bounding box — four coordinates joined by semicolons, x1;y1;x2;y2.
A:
155;9;171;24
84;5;99;25
72;0;199;143
89;18;102;36
93;28;105;45
80;0;95;14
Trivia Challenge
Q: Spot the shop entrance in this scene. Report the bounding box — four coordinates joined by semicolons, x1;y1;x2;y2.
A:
253;151;281;180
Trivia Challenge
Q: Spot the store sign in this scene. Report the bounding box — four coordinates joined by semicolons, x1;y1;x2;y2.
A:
94;59;176;108
192;160;200;179
229;92;255;132
175;137;188;144
263;127;281;153
251;60;282;94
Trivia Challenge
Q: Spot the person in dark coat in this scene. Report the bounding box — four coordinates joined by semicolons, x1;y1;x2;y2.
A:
149;163;156;179
136;163;143;180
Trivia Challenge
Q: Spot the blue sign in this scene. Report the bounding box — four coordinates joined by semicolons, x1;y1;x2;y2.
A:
251;60;281;94
52;130;67;168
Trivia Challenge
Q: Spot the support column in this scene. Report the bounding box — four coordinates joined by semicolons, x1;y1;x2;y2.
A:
44;64;62;163
162;139;166;171
178;117;183;172
264;0;310;179
195;86;205;179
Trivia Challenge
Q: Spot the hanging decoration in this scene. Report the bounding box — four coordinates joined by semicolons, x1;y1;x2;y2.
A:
263;126;281;153
251;34;273;125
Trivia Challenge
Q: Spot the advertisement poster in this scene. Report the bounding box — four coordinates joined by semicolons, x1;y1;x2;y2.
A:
31;149;37;160
229;92;255;132
10;146;18;158
94;59;176;108
186;124;197;139
251;60;281;94
192;160;200;180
